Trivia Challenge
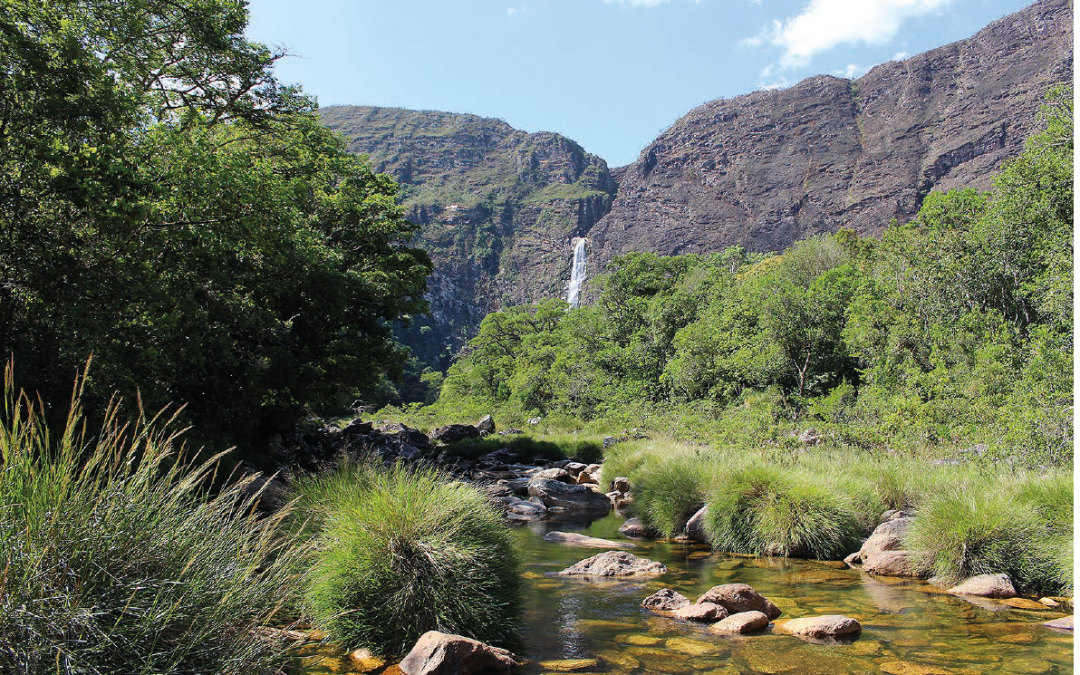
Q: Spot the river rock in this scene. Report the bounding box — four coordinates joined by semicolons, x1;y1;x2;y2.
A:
559;551;667;577
619;517;655;538
612;476;631;493
947;573;1017;598
855;516;913;562
672;602;727;622
475;415;496;435
1042;615;1073;630
399;631;520;674
696;583;781;619
529;478;611;511
508;499;546;516
543;531;635;549
863;550;921;577
776;615;862;639
710;610;771;634
683;506;709;543
428;424;481;444
642;588;691;611
563;462;588;476
531;467;575;483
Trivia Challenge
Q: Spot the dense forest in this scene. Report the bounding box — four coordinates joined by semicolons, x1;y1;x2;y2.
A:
428;89;1073;466
0;0;432;457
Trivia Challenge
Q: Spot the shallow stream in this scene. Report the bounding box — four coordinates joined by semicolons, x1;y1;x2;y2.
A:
295;512;1073;674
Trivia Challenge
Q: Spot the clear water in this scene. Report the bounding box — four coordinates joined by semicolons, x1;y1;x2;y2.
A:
295;512;1074;674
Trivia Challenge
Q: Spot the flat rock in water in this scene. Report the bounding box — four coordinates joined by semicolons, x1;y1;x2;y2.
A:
672;601;727;622
710;610;771;634
1042;615;1073;630
642;588;690;611
559;551;667;577
399;631;519;675
862;550;921;577
947;573;1016;599
543;531;635;549
696;583;781;619
776;615;862;639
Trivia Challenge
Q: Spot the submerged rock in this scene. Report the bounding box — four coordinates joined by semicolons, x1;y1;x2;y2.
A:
399;631;520;675
710;610;771;634
696;583;781;619
947;573;1017;599
1042;615;1074;630
776;615;862;639
559;551;667;577
543;531;635;549
642;588;691;611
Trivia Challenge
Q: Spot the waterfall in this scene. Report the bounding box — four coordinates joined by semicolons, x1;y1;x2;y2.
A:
566;238;587;308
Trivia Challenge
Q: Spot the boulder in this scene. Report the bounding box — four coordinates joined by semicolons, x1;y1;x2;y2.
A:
696;583;781;620
683;506;709;543
558;551;667;577
776;615;862;639
1042;615;1074;630
612;476;631;494
575;471;598;485
563;462;588;477
478;448;517;466
531;468;574;483
641;588;691;611
619;517;654;538
508;500;547;516
475;415;496;435
947;573;1017;599
399;631;520;675
863;550;921;577
710;610;771;634
843;551;862;566
528;478;612;511
429;424;482;444
672;602;727;623
341;419;374;436
858;517;913;560
543;531;635;549
527;417;542;425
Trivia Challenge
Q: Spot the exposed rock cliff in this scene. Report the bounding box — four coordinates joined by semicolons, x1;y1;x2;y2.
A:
321;107;615;368
589;0;1072;265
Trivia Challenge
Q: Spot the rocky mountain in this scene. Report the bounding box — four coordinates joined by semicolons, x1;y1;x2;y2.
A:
323;0;1072;371
321;107;615;368
589;0;1072;266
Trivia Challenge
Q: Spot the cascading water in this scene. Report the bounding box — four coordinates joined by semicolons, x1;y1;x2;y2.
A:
566;238;587;308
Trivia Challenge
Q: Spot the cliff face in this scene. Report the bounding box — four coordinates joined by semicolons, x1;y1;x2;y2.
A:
321;107;615;368
588;0;1072;265
323;0;1072;371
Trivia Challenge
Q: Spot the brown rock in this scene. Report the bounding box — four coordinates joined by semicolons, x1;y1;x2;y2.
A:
558;551;667;577
399;631;520;675
947;573;1016;599
696;583;781;619
641;588;691;612
710;610;771;634
862;550;921;577
775;615;862;639
672;602;728;623
843;551;862;566
858;517;913;559
619;517;654;538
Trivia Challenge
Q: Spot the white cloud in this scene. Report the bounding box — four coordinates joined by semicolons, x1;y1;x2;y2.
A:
833;63;869;78
892;50;910;60
507;6;528;16
756;0;953;69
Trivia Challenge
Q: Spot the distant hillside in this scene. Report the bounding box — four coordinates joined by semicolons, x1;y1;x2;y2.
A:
590;0;1073;266
323;0;1072;373
321;106;615;369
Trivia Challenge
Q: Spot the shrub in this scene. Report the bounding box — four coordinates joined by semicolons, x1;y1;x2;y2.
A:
706;464;863;559
631;456;715;537
0;367;301;674
303;464;521;655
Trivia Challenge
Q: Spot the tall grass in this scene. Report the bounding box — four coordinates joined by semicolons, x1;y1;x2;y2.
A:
302;464;521;656
0;365;302;674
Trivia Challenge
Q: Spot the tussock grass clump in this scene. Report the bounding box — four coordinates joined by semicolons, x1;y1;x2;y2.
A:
705;464;863;560
0;367;301;675
905;486;1054;593
303;464;521;655
632;456;716;537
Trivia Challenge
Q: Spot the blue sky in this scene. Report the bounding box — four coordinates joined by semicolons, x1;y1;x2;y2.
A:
245;0;1036;167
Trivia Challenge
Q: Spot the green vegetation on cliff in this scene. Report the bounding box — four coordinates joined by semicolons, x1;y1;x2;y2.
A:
432;88;1073;466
